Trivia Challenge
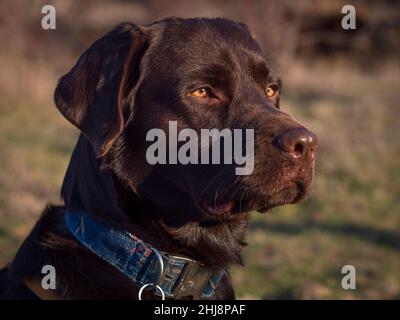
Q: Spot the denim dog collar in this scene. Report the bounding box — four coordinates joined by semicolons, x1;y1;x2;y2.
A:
65;209;224;299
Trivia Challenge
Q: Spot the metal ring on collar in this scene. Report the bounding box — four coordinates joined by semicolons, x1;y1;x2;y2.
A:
138;283;165;300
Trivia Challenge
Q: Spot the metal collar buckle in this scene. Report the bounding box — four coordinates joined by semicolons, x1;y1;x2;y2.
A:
167;254;209;299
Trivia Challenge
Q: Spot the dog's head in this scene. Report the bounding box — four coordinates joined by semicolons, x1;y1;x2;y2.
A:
55;18;317;228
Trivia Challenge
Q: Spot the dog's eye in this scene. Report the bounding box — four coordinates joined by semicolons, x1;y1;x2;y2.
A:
191;87;210;98
266;86;276;97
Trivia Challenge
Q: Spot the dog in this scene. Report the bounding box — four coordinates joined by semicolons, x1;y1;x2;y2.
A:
0;17;317;300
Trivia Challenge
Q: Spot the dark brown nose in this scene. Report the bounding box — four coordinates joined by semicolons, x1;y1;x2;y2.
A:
276;128;318;160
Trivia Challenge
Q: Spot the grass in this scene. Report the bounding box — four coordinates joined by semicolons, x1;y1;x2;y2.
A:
0;101;76;252
231;63;400;299
0;62;399;299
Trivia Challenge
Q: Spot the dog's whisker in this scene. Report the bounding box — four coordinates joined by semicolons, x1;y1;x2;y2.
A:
213;176;230;207
239;188;249;213
198;166;231;200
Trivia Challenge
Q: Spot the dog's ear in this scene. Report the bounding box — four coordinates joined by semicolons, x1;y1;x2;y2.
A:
54;23;148;157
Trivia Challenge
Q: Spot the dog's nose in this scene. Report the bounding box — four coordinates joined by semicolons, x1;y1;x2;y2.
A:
276;128;318;160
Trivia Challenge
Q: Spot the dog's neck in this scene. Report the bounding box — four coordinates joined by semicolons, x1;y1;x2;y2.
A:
127;211;249;269
115;188;249;268
61;136;248;269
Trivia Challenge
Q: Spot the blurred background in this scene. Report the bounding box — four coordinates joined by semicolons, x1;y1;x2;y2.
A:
0;0;399;299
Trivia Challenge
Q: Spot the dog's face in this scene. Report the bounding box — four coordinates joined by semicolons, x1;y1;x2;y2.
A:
55;18;317;227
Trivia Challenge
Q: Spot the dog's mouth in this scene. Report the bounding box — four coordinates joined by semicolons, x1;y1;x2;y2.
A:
198;175;312;218
200;200;235;216
256;180;308;213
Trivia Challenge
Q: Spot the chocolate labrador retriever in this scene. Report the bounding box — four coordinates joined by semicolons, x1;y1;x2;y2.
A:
0;17;317;300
